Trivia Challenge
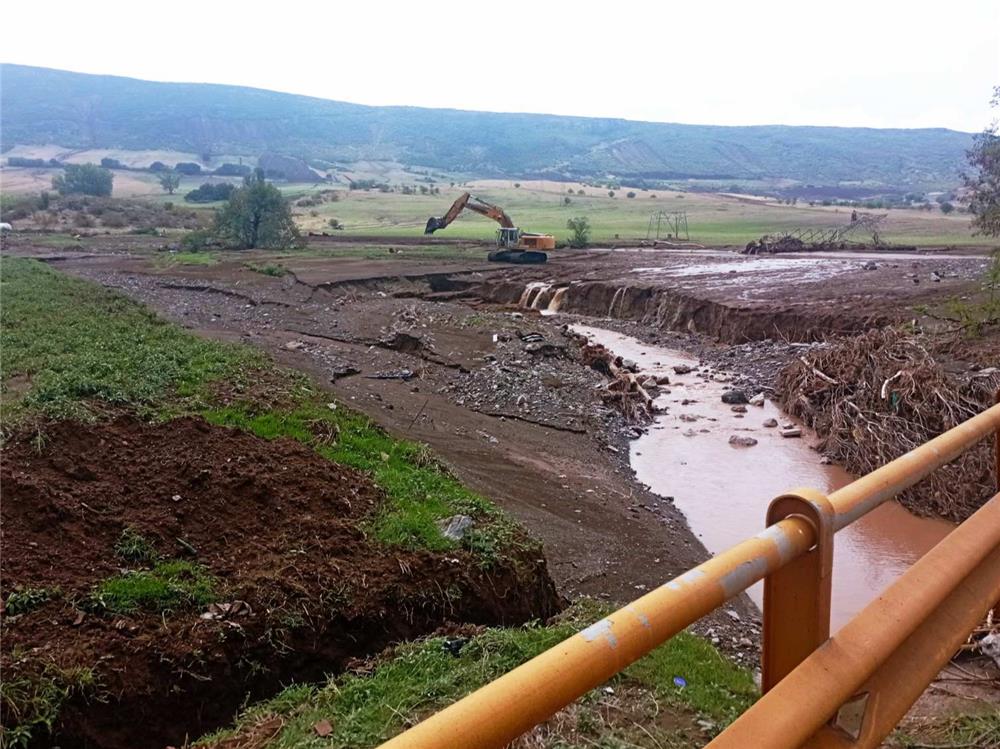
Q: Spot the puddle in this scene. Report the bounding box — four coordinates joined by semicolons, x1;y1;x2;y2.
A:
571;324;953;630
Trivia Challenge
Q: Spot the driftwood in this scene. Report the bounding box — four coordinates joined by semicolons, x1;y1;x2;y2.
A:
777;328;1000;521
581;341;656;422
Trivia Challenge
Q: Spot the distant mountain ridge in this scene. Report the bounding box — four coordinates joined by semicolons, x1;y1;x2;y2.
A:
0;64;973;190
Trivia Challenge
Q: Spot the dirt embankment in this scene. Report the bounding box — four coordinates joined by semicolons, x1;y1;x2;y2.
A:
473;279;882;343
1;416;560;749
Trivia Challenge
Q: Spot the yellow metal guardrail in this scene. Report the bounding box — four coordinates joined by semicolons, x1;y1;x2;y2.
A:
378;401;1000;749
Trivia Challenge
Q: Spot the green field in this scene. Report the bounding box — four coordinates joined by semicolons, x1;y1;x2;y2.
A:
1;166;989;247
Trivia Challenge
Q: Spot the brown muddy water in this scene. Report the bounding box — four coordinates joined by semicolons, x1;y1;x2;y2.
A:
571;324;953;631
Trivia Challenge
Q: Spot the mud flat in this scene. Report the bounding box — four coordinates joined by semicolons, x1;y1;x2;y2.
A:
571;325;953;629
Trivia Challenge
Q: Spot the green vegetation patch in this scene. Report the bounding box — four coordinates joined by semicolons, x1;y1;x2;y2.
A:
152;250;219;267
89;560;216;614
0;663;96;749
197;600;757;749
113;527;161;565
244;261;289;277
0;256;261;425
3;587;59;617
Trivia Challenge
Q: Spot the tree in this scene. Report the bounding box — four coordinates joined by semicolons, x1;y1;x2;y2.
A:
564;196;572;205
608;190;615;198
626;191;636;198
566;216;591;248
964;85;1000;237
175;162;202;175
939;201;955;214
159;173;181;195
214;169;301;249
52;163;113;197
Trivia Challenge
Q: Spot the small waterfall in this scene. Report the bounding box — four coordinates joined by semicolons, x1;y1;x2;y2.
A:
608;286;629;318
530;284;553;309
519;281;551;308
547;287;568;312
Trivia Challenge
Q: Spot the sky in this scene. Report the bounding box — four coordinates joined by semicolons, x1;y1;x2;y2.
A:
3;0;999;132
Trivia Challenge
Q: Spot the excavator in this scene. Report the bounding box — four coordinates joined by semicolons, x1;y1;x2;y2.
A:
424;192;555;263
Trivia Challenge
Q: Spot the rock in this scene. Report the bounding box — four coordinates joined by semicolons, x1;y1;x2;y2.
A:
749;392;765;407
725;609;741;622
622;359;639;372
930;271;942;282
820;456;833;465
672;364;693;375
438;514;475;541
655;374;671;385
728;435;758;448
862;261;877;271
313;719;334;738
721;389;749;405
284;340;307;350
679;413;699;422
780;427;802;438
763;418;778;428
730;405;747;414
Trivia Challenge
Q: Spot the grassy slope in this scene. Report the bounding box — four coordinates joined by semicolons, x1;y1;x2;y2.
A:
196;600;757;749
0;256;521;559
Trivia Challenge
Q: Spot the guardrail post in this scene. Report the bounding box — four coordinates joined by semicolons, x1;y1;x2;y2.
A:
762;488;835;693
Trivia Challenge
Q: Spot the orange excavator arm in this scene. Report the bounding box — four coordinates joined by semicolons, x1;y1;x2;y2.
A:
425;192;515;233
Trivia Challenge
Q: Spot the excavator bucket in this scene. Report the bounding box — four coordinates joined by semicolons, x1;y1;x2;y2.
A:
424;216;445;234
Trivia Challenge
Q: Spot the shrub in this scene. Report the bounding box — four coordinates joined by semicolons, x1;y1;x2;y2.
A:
566;216;591;248
7;157;47;168
215;169;301;249
608;190;615;198
563;196;571;205
940;202;955;214
148;161;169;172
100;157;125;170
101;212;128;228
213;163;251;177
174;162;202;176
329;218;344;230
52;164;113;197
626;191;636;198
184;182;235;203
72;212;96;228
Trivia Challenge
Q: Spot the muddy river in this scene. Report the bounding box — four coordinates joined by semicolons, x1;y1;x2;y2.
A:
572;325;953;631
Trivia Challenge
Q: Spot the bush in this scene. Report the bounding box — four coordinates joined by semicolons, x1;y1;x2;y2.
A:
181;228;217;250
184;182;235;203
328;218;344;230
174;162;202;175
100;157;125;170
148;161;169;172
215;169;301;249
940;201;955;214
101;212;128;228
72;212;96;228
563;196;571;205
7;157;47;168
52;164;113;197
566;216;591;248
608;190;615;198
213;163;251;177
626;191;636;198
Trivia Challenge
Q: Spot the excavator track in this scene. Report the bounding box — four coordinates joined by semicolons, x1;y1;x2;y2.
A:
488;250;548;264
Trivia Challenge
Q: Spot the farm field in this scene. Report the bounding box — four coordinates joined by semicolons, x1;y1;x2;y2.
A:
2;166;985;247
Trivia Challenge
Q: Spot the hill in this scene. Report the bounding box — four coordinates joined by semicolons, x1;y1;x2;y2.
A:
0;64;973;191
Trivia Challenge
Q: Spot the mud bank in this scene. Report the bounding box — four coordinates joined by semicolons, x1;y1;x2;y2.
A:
0;416;560;749
478;278;884;343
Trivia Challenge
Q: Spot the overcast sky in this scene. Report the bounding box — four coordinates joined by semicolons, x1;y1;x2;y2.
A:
4;1;998;132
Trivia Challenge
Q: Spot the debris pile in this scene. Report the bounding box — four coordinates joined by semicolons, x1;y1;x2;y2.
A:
776;328;1000;521
579;340;658;423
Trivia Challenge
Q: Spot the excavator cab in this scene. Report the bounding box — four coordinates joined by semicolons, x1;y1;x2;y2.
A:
497;227;521;248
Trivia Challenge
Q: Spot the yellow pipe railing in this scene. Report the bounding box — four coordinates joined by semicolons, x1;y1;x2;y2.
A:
377;401;1000;749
